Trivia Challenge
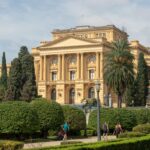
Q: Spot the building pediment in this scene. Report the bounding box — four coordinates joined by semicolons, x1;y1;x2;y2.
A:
38;36;98;48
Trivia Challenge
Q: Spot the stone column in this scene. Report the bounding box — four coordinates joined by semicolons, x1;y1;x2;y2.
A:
100;52;103;79
77;53;80;80
81;53;84;80
62;54;65;80
40;56;43;81
34;61;37;81
58;55;61;80
43;55;47;81
96;52;100;79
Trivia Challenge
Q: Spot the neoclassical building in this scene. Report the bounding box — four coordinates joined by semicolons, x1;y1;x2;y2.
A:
29;25;150;106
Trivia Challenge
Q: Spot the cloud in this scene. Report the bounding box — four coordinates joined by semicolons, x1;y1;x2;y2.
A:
0;0;150;63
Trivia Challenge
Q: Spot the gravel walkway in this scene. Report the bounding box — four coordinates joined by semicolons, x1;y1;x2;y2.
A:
24;136;116;149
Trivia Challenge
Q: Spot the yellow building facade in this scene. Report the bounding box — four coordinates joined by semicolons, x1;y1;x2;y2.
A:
30;25;149;106
0;64;11;77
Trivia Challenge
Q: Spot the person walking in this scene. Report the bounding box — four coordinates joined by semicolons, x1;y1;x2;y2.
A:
63;121;69;140
102;122;109;141
114;123;122;138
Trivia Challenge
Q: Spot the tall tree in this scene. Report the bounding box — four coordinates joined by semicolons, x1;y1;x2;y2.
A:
104;40;134;108
5;58;22;100
18;46;30;88
0;52;7;89
124;81;136;106
20;54;37;101
18;46;29;61
135;53;149;106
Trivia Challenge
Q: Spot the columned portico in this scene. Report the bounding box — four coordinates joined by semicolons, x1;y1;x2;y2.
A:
32;25;150;107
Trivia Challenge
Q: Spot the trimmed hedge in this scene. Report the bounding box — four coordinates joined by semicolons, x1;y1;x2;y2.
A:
62;105;86;134
88;108;136;131
28;135;150;150
0;140;24;150
31;100;64;137
118;132;146;138
0;101;39;136
129;108;150;124
133;123;150;134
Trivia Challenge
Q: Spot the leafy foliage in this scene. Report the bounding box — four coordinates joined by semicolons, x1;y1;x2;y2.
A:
135;53;149;106
0;52;7;89
62;105;86;132
5;58;22;100
129;108;150;124
0;140;24;150
104;40;134;108
124;82;136;106
20;54;37;101
118;131;146;138
133;123;150;134
18;46;29;62
31;99;64;137
88;108;136;131
5;46;37;101
28;135;150;150
0;101;39;134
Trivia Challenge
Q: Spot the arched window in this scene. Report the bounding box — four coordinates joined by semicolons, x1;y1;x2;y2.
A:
68;55;76;64
88;55;96;63
88;87;95;98
51;89;56;101
69;88;75;104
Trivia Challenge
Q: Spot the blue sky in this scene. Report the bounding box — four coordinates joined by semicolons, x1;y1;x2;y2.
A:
0;0;150;63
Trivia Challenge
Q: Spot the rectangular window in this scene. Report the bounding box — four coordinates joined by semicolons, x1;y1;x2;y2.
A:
52;72;57;81
89;69;95;80
70;71;75;80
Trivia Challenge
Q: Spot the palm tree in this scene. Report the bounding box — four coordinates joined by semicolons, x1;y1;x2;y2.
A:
104;40;134;108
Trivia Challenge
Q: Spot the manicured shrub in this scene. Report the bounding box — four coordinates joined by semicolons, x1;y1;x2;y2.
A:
0;101;39;138
31;99;64;138
129;108;150;124
133;123;150;134
88;108;117;131
114;109;137;130
0;140;24;150
118;132;145;138
62;105;86;134
28;135;150;150
88;108;136;131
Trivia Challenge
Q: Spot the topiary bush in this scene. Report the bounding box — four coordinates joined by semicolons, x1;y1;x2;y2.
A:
62;105;86;135
118;131;146;138
88;108;116;132
0;140;24;150
133;123;150;134
88;108;136;132
114;109;137;131
31;99;64;138
0;101;39;139
129;108;150;124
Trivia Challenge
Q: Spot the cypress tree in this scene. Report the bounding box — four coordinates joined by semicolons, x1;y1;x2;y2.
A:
124;82;136;106
0;52;7;89
135;53;148;106
20;54;37;101
18;46;29;61
5;58;22;100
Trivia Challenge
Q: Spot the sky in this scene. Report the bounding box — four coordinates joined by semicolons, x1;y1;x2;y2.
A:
0;0;150;63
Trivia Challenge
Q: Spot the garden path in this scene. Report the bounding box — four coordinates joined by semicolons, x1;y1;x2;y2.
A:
23;135;116;149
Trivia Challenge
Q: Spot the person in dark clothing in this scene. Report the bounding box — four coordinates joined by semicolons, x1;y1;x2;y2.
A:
102;122;109;141
57;128;65;140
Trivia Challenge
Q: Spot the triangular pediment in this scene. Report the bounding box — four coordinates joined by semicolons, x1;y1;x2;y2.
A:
39;36;98;48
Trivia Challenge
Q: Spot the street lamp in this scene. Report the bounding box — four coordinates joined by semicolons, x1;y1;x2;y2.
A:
95;80;101;141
